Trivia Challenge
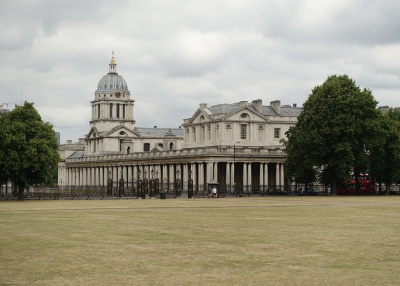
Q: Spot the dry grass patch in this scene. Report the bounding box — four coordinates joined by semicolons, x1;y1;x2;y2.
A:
1;197;400;285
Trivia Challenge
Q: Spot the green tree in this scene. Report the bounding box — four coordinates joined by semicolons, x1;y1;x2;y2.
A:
0;102;60;200
369;109;400;194
283;75;381;195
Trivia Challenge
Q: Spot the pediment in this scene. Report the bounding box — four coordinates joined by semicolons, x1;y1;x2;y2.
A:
105;126;141;138
222;106;269;122
186;108;213;124
86;127;100;139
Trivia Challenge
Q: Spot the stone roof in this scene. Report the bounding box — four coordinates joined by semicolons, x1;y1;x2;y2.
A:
208;102;302;117
135;127;184;137
68;151;84;159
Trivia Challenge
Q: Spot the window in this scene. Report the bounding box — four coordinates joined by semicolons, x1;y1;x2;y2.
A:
123;104;126;119
274;128;280;138
192;127;196;142
120;139;123;151
240;124;247;139
258;125;264;141
241;113;248;118
144;143;150;152
110;103;113;117
201;126;205;142
116;103;120;118
97;104;100;119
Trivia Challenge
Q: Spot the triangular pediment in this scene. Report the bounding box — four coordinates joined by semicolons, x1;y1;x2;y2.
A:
222;106;269;122
105;125;141;138
86;127;100;139
186;108;213;124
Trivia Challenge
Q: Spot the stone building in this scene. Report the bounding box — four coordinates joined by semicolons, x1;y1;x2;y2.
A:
58;54;302;196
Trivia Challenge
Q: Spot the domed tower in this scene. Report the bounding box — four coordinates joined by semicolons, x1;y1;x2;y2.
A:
90;52;135;132
85;53;137;156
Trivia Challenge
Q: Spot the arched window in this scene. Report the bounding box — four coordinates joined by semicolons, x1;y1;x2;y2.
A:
127;146;130;154
169;142;174;150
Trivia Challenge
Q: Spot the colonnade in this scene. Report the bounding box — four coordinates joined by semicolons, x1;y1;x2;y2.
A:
62;161;286;194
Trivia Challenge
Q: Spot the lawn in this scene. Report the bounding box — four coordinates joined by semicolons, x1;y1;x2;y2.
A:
1;197;400;286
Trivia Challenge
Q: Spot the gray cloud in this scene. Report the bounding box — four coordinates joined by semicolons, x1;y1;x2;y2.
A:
1;0;400;143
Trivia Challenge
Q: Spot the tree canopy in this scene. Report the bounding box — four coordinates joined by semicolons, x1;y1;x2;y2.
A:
283;74;383;194
0;102;60;200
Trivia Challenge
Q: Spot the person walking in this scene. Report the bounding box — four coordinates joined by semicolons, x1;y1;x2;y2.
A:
206;188;212;199
212;186;217;199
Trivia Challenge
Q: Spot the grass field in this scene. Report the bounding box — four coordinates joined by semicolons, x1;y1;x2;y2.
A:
1;196;400;286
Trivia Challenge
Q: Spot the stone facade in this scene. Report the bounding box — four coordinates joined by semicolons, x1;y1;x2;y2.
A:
58;54;302;195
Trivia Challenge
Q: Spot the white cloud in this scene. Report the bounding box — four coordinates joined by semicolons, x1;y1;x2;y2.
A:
1;0;400;142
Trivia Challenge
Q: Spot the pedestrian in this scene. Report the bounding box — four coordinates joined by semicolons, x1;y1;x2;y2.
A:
212;186;217;199
206;188;212;199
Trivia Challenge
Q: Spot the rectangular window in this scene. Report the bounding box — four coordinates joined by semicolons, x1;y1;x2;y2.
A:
123;104;126;119
110;103;113;118
240;124;247;139
97;104;100;119
274;128;280;138
116;103;120;118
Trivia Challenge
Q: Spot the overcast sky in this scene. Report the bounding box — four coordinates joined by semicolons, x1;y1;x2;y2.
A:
1;0;400;143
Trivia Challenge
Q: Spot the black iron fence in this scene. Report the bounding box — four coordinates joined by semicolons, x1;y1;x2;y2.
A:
0;183;338;200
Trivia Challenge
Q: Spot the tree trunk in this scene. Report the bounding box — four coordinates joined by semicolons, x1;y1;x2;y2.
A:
18;185;25;201
331;180;337;196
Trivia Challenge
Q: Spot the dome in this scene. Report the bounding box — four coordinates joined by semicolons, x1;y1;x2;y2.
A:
95;53;130;95
96;74;129;94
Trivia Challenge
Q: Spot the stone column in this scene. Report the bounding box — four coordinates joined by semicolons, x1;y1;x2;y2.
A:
243;163;248;193
169;164;174;185
280;163;285;186
198;163;204;190
206;162;212;184
231;163;235;193
226;162;231;191
276;164;280;188
213;162;218;181
260;164;264;191
248;163;252;193
191;163;197;192
264;163;269;189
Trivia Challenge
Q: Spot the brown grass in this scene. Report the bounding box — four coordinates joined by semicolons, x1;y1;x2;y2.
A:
1;196;400;285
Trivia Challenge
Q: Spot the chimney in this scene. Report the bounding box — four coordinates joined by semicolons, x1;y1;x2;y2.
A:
293;103;297;107
270;100;281;115
67;140;72;144
200;103;207;109
240;101;248;107
252;99;263;113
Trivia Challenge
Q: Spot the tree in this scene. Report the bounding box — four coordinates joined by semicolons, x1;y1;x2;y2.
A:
369;109;400;194
283;75;382;195
0;102;60;200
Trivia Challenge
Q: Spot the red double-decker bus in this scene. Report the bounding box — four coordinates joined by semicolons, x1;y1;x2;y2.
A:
337;174;376;195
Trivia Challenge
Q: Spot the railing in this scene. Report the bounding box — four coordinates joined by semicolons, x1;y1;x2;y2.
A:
9;183;395;200
66;146;286;163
